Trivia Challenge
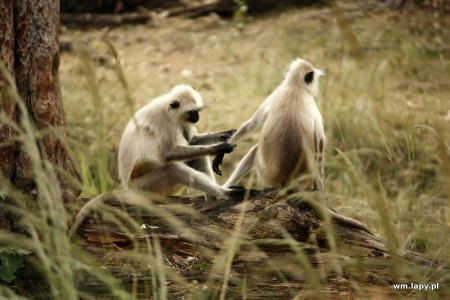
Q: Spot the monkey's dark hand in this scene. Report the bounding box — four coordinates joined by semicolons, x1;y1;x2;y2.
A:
214;142;235;154
212;142;235;175
218;129;237;141
212;153;225;176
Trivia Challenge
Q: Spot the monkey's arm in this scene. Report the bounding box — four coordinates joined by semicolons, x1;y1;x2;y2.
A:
212;106;268;175
228;107;268;144
190;129;236;145
165;142;235;162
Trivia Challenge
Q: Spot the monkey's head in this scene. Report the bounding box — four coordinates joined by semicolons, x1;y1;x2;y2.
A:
286;58;324;96
167;85;204;124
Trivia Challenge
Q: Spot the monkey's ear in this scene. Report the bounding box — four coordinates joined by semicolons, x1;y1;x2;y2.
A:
304;71;314;84
170;101;180;109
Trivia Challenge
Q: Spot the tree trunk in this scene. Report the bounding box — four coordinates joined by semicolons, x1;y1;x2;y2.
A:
0;1;80;224
13;0;80;199
0;1;16;192
0;1;80;296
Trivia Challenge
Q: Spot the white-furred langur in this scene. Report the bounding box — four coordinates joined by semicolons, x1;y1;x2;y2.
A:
118;84;244;200
69;85;244;238
213;58;325;191
213;58;372;234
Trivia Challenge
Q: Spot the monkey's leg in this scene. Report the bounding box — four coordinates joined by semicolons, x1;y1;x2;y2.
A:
224;144;258;187
172;162;243;199
187;156;217;197
186;157;215;181
313;161;324;192
186;157;217;201
131;163;226;198
130;165;180;194
313;139;325;191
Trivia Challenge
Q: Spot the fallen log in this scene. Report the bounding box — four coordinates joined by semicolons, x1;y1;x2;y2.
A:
72;189;445;298
60;0;328;27
60;13;153;27
60;3;234;28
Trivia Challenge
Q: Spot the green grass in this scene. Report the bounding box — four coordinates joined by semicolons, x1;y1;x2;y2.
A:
1;4;449;299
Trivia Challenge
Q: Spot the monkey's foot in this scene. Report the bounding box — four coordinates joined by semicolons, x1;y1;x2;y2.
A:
226;185;247;199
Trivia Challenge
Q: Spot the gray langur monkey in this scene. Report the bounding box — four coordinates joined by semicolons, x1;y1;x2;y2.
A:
213;58;325;191
213;58;372;234
69;85;244;238
118;84;244;200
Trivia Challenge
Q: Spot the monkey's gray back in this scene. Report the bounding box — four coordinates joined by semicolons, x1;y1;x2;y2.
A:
258;87;323;187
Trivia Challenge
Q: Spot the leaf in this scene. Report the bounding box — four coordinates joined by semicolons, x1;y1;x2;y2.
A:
0;253;26;283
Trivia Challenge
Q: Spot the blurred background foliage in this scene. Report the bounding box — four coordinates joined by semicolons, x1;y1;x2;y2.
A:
60;0;323;14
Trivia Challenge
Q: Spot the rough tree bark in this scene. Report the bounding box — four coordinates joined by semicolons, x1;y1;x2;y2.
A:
0;1;80;228
0;1;16;191
0;1;80;296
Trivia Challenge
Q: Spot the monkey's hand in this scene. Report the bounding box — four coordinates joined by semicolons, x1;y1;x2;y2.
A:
218;129;237;141
212;153;225;176
213;142;235;154
212;142;235;176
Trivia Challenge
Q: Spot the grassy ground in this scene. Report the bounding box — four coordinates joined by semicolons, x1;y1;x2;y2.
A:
49;3;450;298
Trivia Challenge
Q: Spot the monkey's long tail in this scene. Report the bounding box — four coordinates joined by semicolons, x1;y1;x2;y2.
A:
68;190;126;238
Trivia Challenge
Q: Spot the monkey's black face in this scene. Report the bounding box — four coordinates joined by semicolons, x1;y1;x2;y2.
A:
304;71;314;84
187;110;200;123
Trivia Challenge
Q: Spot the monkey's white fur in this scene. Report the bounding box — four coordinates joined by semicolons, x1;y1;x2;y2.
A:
118;85;239;199
224;58;325;190
220;59;372;234
70;86;242;237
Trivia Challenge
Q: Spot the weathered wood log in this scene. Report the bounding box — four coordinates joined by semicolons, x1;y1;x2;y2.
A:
60;2;235;28
60;13;154;27
72;189;444;298
166;2;236;18
60;0;330;27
